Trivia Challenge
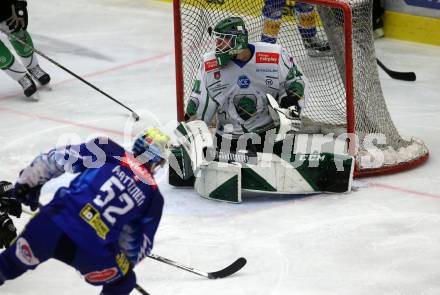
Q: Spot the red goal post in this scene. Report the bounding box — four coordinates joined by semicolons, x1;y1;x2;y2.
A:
172;0;429;177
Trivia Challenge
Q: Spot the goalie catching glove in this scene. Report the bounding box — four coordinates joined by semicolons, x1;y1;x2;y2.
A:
267;94;302;140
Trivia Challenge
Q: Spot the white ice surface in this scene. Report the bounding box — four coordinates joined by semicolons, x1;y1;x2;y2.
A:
1;1;440;294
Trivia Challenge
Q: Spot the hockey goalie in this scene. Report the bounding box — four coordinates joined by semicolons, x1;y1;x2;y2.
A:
169;17;354;203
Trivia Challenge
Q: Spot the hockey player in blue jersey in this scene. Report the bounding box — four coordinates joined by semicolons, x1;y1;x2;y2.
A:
0;128;171;294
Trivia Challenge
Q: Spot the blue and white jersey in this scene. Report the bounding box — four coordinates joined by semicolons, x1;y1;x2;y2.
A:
17;137;163;260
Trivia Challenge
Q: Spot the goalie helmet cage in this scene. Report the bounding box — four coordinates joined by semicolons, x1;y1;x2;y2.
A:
173;0;429;178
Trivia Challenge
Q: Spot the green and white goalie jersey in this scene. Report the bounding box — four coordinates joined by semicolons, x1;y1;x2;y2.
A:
185;42;307;138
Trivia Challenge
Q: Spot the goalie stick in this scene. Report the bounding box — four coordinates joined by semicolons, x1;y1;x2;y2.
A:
0;29;140;121
147;253;247;279
376;58;417;82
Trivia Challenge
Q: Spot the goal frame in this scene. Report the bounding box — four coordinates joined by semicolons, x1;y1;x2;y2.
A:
172;0;428;177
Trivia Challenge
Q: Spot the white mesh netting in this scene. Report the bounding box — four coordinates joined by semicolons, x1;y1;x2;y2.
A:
175;0;429;176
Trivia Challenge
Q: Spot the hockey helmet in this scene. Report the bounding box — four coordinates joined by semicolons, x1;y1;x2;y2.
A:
132;127;171;170
209;17;249;66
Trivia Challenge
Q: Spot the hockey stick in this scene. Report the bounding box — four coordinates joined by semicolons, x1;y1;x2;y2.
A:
134;284;150;295
376;58;416;81
27;205;247;278
30;204;246;279
146;253;247;279
0;29;140;121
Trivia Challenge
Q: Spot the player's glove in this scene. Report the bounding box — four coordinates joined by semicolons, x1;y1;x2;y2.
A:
14;182;42;212
6;0;28;33
0;181;22;218
279;92;302;110
0;213;17;249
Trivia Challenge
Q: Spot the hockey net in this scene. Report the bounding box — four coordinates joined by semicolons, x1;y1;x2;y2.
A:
173;0;429;177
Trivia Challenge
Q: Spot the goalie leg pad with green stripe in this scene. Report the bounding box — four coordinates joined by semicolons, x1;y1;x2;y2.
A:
195;161;242;203
168;145;195;187
241;152;354;194
169;120;214;187
194;152;353;202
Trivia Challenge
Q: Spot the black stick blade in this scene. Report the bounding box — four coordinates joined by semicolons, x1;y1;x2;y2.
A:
207;257;247;279
132;112;140;121
377;58;416;81
135;284;150;295
390;71;416;81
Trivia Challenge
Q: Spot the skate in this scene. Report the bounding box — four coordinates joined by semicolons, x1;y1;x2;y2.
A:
303;35;332;57
18;74;38;100
28;65;51;86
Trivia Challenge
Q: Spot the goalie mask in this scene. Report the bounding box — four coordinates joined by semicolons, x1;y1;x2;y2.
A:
208;17;249;66
132;128;171;172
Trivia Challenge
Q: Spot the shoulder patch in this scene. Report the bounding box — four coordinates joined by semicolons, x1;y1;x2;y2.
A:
204;59;219;72
256;52;280;64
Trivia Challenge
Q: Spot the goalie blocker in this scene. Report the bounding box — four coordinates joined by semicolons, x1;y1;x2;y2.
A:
168;119;354;203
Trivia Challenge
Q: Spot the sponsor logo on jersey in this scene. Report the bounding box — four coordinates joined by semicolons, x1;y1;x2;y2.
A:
265;79;273;86
85;268;119;283
256;52;280;64
116;252;130;275
15;238;40;266
214;71;221;80
256;68;278;73
237;75;251;89
204;59;219;72
211;83;230;92
80;203;110;240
